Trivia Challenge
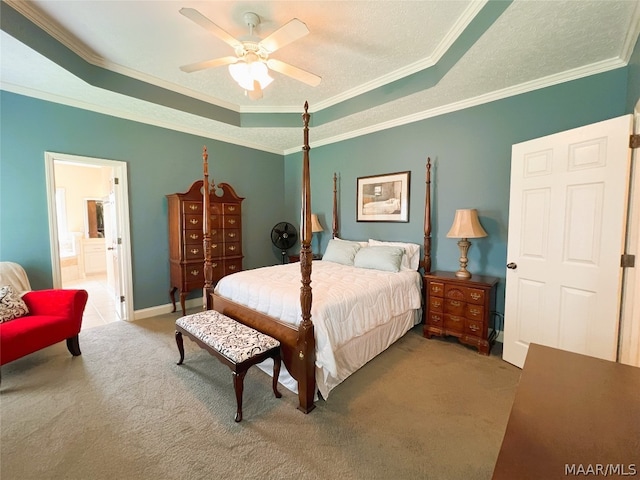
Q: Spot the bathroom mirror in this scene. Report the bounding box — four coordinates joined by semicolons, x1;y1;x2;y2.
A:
86;199;105;238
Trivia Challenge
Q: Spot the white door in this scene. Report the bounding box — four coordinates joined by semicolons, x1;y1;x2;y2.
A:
503;115;633;368
103;179;123;321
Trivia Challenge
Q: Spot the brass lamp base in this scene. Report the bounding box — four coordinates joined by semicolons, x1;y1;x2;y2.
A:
455;238;472;279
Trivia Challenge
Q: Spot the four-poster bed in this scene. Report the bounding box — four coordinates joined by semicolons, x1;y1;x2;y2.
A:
201;102;432;413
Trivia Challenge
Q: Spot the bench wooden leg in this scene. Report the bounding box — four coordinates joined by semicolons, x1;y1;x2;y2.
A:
233;370;247;422
175;331;185;365
273;353;282;399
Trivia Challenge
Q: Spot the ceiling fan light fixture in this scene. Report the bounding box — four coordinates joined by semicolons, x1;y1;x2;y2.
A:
228;59;273;92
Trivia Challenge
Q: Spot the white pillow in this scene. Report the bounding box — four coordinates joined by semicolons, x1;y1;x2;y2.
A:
368;239;421;271
354;246;404;272
334;236;369;248
323;239;361;266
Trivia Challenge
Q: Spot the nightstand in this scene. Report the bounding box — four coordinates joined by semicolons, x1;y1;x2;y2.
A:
423;271;498;355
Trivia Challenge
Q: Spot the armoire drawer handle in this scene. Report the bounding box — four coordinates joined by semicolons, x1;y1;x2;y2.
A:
228;232;236;238
189;204;198;210
212;263;218;268
190;270;199;276
228;206;236;212
229;245;236;251
189;233;199;240
190;218;199;225
229;265;237;271
190;248;199;255
228;219;236;225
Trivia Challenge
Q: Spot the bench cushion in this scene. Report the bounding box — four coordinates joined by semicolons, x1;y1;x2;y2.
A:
176;311;280;364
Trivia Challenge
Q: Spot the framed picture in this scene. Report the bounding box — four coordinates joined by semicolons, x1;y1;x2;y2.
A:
357;171;410;222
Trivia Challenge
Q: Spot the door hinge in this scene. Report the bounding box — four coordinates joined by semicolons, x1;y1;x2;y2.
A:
631;134;640;149
114;177;120;185
117;237;122;245
621;254;635;268
120;295;125;303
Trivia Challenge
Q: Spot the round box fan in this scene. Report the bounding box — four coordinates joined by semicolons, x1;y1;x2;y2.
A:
271;222;298;263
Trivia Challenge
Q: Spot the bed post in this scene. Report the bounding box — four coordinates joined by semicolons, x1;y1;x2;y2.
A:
202;146;213;310
423;157;432;273
297;101;316;414
332;173;339;238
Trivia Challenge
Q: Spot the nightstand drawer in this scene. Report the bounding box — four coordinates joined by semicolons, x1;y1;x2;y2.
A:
444;314;464;332
429;281;445;297
429;297;444;312
465;288;485;304
466;304;484;321
428;312;444;326
465;319;484;336
444;298;465;315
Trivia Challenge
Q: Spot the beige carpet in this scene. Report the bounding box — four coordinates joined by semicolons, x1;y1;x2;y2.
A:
0;312;520;480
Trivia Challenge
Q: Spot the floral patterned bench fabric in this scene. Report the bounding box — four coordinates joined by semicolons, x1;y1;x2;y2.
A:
176;311;280;364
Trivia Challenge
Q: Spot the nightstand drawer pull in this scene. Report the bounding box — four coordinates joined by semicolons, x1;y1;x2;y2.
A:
433;300;441;308
450;300;462;307
469;324;479;332
469;307;481;316
470;293;481;301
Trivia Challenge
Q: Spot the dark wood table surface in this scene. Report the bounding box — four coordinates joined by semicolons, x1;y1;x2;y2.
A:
492;343;640;479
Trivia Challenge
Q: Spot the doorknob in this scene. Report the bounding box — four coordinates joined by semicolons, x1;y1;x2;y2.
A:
507;262;517;270
107;247;115;251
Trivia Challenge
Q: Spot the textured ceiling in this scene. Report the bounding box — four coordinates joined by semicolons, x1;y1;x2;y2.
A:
1;0;639;154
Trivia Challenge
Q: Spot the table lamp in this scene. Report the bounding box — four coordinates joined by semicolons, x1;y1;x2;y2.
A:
311;214;323;256
446;209;487;278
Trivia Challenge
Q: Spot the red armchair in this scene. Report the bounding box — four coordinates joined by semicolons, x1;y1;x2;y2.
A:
0;262;88;367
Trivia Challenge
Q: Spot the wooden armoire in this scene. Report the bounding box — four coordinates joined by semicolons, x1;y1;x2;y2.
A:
167;180;244;316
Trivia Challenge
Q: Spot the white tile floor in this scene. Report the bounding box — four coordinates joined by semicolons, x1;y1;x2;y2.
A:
64;274;119;329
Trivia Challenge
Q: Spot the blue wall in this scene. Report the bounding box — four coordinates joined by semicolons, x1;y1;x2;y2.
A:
0;92;285;308
284;68;630;316
1;60;636;315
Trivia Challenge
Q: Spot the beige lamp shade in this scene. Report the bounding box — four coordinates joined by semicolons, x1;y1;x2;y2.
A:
446;209;487;239
311;214;324;233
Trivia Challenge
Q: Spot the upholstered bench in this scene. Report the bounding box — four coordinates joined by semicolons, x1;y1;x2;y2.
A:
175;310;281;422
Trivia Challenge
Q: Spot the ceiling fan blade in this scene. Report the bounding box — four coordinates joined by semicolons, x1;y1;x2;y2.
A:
266;59;321;87
179;8;242;49
247;80;263;100
180;56;238;73
260;18;309;53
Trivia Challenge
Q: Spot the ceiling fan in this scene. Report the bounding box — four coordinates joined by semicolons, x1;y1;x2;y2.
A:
179;8;321;100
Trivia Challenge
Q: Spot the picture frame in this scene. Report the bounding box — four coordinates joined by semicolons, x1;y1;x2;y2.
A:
356;171;410;222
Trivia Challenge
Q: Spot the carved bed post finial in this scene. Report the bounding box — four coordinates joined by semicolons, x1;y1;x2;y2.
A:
203;146;213;310
424;157;432;274
298;101;316;414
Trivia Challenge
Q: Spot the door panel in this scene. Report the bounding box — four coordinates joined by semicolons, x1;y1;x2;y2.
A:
504;115;633;368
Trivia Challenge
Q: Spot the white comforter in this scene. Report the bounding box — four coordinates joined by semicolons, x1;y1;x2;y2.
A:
214;260;422;384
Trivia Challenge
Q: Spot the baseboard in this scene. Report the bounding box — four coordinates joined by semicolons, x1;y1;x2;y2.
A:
133;297;203;320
